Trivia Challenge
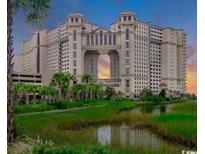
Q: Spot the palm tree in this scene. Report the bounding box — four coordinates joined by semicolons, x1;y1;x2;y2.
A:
51;72;65;100
29;84;39;104
7;0;51;142
63;72;74;100
39;86;56;102
81;74;93;84
12;82;26;104
81;74;93;98
71;84;84;100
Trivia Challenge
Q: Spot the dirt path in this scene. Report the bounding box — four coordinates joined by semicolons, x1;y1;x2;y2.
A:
16;104;107;116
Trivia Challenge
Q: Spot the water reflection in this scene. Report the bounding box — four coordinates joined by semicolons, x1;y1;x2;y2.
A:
131;104;174;115
98;125;111;145
97;125;161;150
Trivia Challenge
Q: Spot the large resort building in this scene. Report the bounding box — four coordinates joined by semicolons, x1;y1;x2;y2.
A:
13;12;187;98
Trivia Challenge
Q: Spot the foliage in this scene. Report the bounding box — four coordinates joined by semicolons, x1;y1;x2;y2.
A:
140;96;164;104
140;87;153;97
13;0;51;24
104;87;116;99
159;89;166;97
81;74;93;84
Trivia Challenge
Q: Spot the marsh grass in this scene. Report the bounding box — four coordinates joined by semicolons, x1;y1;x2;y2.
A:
14;100;197;152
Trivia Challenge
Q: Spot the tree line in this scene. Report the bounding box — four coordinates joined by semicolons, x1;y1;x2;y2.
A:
13;72;104;104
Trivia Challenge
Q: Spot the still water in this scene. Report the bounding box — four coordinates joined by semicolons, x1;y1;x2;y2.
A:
129;103;174;115
65;104;192;153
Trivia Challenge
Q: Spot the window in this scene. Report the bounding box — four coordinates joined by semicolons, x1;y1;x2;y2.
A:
126;42;129;48
104;34;107;45
126;59;129;65
109;34;112;45
95;34;98;45
113;34;116;45
73;68;76;75
73;43;76;49
126;50;129;57
123;16;126;21
74;60;76;66
100;30;103;45
126;80;129;87
71;18;74;22
86;35;90;45
75;18;78;22
126;68;129;74
126;29;129;40
73;30;76;41
73;52;76;58
128;16;131;21
91;34;94;45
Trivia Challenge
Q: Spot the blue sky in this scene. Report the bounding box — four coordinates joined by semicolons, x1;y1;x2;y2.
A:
13;0;197;93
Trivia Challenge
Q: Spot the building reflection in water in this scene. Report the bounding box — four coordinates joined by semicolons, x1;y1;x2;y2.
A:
97;125;161;150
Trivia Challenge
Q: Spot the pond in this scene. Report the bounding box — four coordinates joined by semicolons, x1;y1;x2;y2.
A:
129;103;175;115
66;124;191;153
65;103;192;153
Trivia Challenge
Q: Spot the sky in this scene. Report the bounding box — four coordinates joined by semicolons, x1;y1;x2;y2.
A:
13;0;197;94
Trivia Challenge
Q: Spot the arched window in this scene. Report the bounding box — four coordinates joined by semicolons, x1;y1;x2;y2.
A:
126;29;129;40
100;30;103;45
73;30;76;41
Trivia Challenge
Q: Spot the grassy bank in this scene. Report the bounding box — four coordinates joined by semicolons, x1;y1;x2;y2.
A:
14;99;110;114
152;102;197;147
14;100;197;153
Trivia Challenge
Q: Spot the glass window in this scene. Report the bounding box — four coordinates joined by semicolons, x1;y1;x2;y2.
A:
73;52;76;58
109;34;112;45
128;16;131;21
73;43;76;49
100;30;103;45
104;34;107;45
113;34;116;45
86;35;90;45
123;16;126;21
73;30;76;41
73;68;76;75
91;34;94;45
126;29;129;40
126;42;129;48
75;18;78;22
95;34;98;45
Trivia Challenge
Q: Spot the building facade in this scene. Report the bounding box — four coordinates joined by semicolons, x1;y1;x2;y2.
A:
15;12;187;97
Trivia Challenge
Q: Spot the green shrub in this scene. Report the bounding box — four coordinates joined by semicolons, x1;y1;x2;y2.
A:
52;101;68;109
140;96;164;104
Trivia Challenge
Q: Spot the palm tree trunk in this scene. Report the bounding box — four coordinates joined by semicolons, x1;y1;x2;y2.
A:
33;92;36;104
66;85;70;100
58;84;62;100
7;0;14;143
26;93;29;104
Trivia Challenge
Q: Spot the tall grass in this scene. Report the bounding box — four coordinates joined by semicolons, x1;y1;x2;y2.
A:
14;100;197;151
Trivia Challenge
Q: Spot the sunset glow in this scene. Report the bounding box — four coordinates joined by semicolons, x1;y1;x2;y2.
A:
98;54;110;79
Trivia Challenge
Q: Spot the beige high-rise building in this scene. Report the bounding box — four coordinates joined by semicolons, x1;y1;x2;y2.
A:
14;12;187;98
